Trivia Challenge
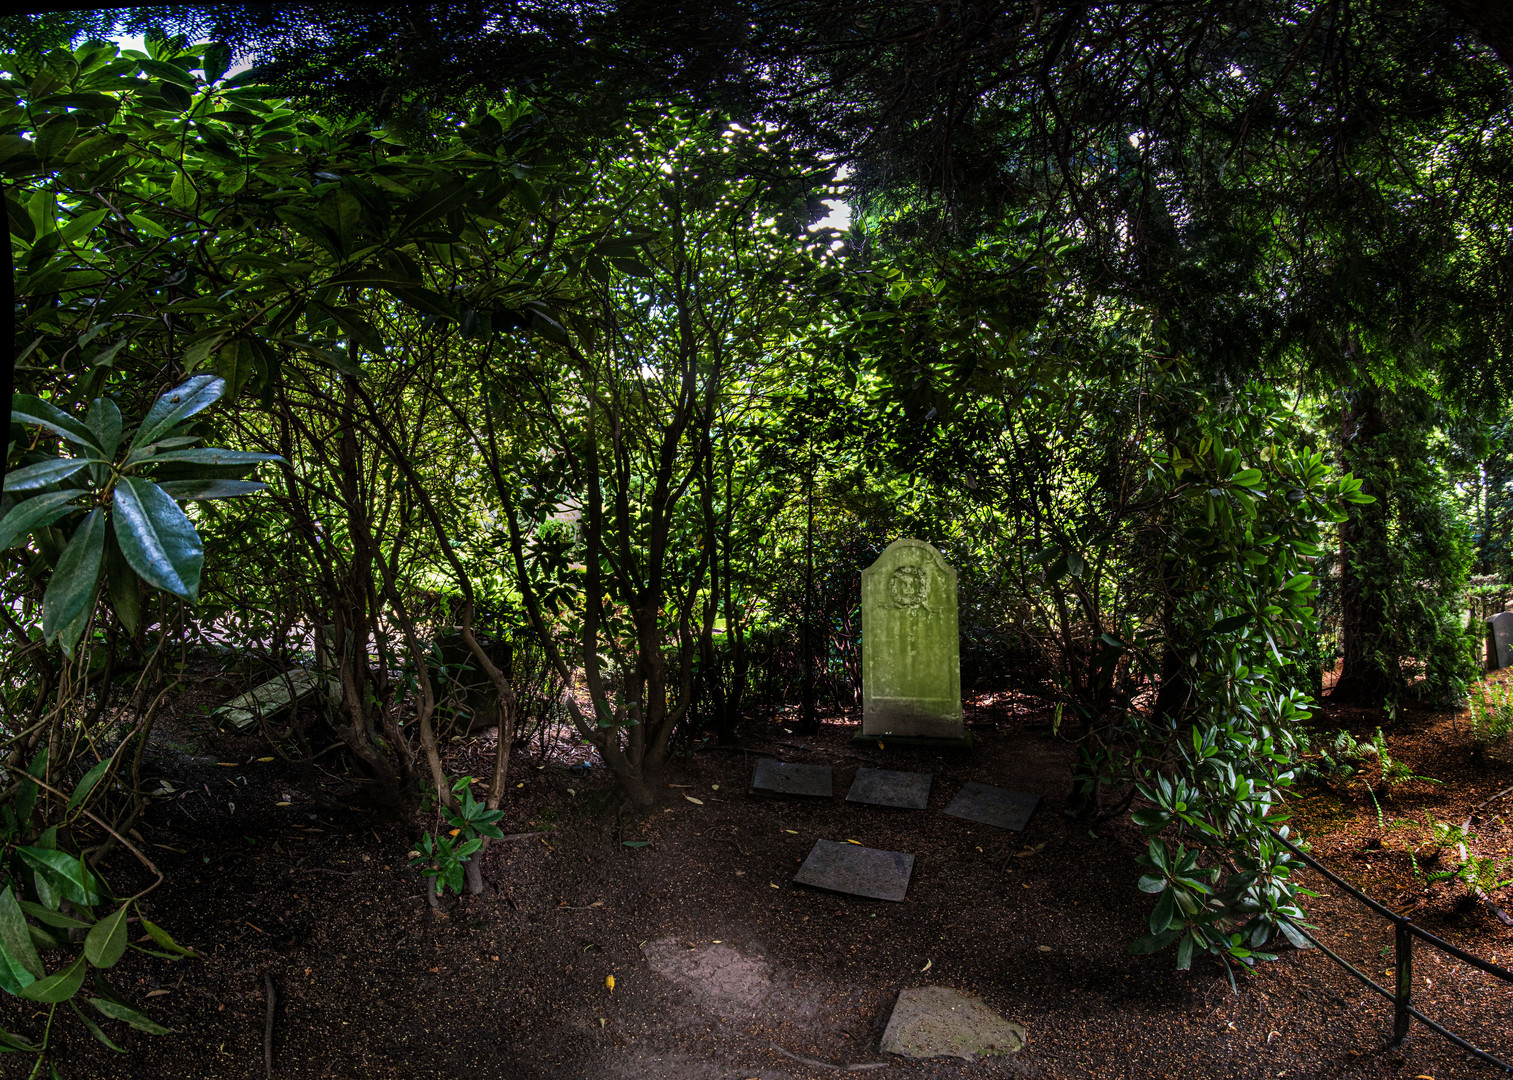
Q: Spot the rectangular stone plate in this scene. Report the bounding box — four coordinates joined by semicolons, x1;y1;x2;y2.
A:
846;767;933;810
751;759;833;798
943;781;1040;831
792;839;915;901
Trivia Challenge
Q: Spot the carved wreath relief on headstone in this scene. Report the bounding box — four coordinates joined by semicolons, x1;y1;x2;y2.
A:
861;539;964;741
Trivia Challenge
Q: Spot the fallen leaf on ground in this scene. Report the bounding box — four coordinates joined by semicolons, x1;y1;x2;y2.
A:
921;959;932;972
684;795;704;805
1037;946;1052;952
605;975;615;992
256;756;274;763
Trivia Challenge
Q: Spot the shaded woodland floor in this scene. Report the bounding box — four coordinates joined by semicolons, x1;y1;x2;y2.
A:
3;667;1512;1079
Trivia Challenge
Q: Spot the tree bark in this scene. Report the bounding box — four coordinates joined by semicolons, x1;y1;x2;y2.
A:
1332;384;1392;704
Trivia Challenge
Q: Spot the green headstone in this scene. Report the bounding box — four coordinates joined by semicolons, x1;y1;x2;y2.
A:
860;539;966;745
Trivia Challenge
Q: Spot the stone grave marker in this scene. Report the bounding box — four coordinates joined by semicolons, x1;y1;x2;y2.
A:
213;669;341;732
845;767;933;810
880;987;1027;1060
1489;612;1513;671
792;839;914;901
431;629;512;731
859;539;968;746
751;759;833;798
943;781;1040;832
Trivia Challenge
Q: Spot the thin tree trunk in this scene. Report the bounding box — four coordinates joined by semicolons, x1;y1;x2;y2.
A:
1332;383;1392;704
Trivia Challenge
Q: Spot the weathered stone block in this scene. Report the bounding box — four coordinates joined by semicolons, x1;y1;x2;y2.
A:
880;986;1026;1060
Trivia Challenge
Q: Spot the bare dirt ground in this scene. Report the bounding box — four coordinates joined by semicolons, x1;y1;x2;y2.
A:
4;668;1512;1080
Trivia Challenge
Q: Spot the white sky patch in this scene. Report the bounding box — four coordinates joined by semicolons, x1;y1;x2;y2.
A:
811;200;851;232
810;162;851;232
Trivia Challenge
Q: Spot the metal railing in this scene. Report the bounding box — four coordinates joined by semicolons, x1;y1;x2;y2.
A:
1272;829;1513;1072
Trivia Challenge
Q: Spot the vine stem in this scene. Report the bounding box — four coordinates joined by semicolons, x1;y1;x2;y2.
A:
27;775;164;898
25;1003;56;1080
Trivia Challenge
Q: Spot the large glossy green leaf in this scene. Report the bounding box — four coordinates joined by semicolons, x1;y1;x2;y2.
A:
0;489;86;551
103;530;141;636
27;922;62;952
67;758;113;813
202;42;232;83
17;902;90;930
317;302;385;352
109;478;203;600
18;955;86;1003
13;757;45;845
84;398;123;457
1;458;91;492
137;58;198;88
143;448;282;467
84;903;130;969
156;480;266;500
87;997;171;1035
211;338;263;397
0;887;43;994
43;508;105;655
122;435;201;467
128;375;225;453
318;187;361;252
17;848;104;907
10;395;102;453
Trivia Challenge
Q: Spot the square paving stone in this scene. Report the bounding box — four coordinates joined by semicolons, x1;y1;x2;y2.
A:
846;767;933;810
792;839;915;901
942;782;1040;831
751;759;833;797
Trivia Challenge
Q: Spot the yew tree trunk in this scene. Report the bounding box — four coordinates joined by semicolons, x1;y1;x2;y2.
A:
1331;385;1392;705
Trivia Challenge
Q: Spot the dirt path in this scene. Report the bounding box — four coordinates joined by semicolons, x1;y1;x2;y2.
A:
4;689;1511;1079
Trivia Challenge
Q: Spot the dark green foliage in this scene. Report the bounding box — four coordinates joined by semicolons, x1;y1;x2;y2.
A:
1325;384;1478;706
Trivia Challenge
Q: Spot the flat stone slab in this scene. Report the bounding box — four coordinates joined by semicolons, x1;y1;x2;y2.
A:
792;839;914;901
881;986;1026;1060
943;781;1040;832
846;767;933;809
212;669;340;732
751;759;833;798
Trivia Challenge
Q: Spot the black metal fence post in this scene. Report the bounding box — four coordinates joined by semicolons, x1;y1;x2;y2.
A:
1392;916;1413;1045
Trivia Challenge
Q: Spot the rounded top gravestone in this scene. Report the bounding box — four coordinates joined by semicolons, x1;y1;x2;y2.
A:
860;539;966;745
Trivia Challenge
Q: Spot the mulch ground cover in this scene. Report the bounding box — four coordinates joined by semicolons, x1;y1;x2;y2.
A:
4;663;1512;1079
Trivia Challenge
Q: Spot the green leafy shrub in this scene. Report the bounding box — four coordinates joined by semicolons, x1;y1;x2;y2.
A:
0;754;197;1072
410;777;506;897
3;376;280;652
